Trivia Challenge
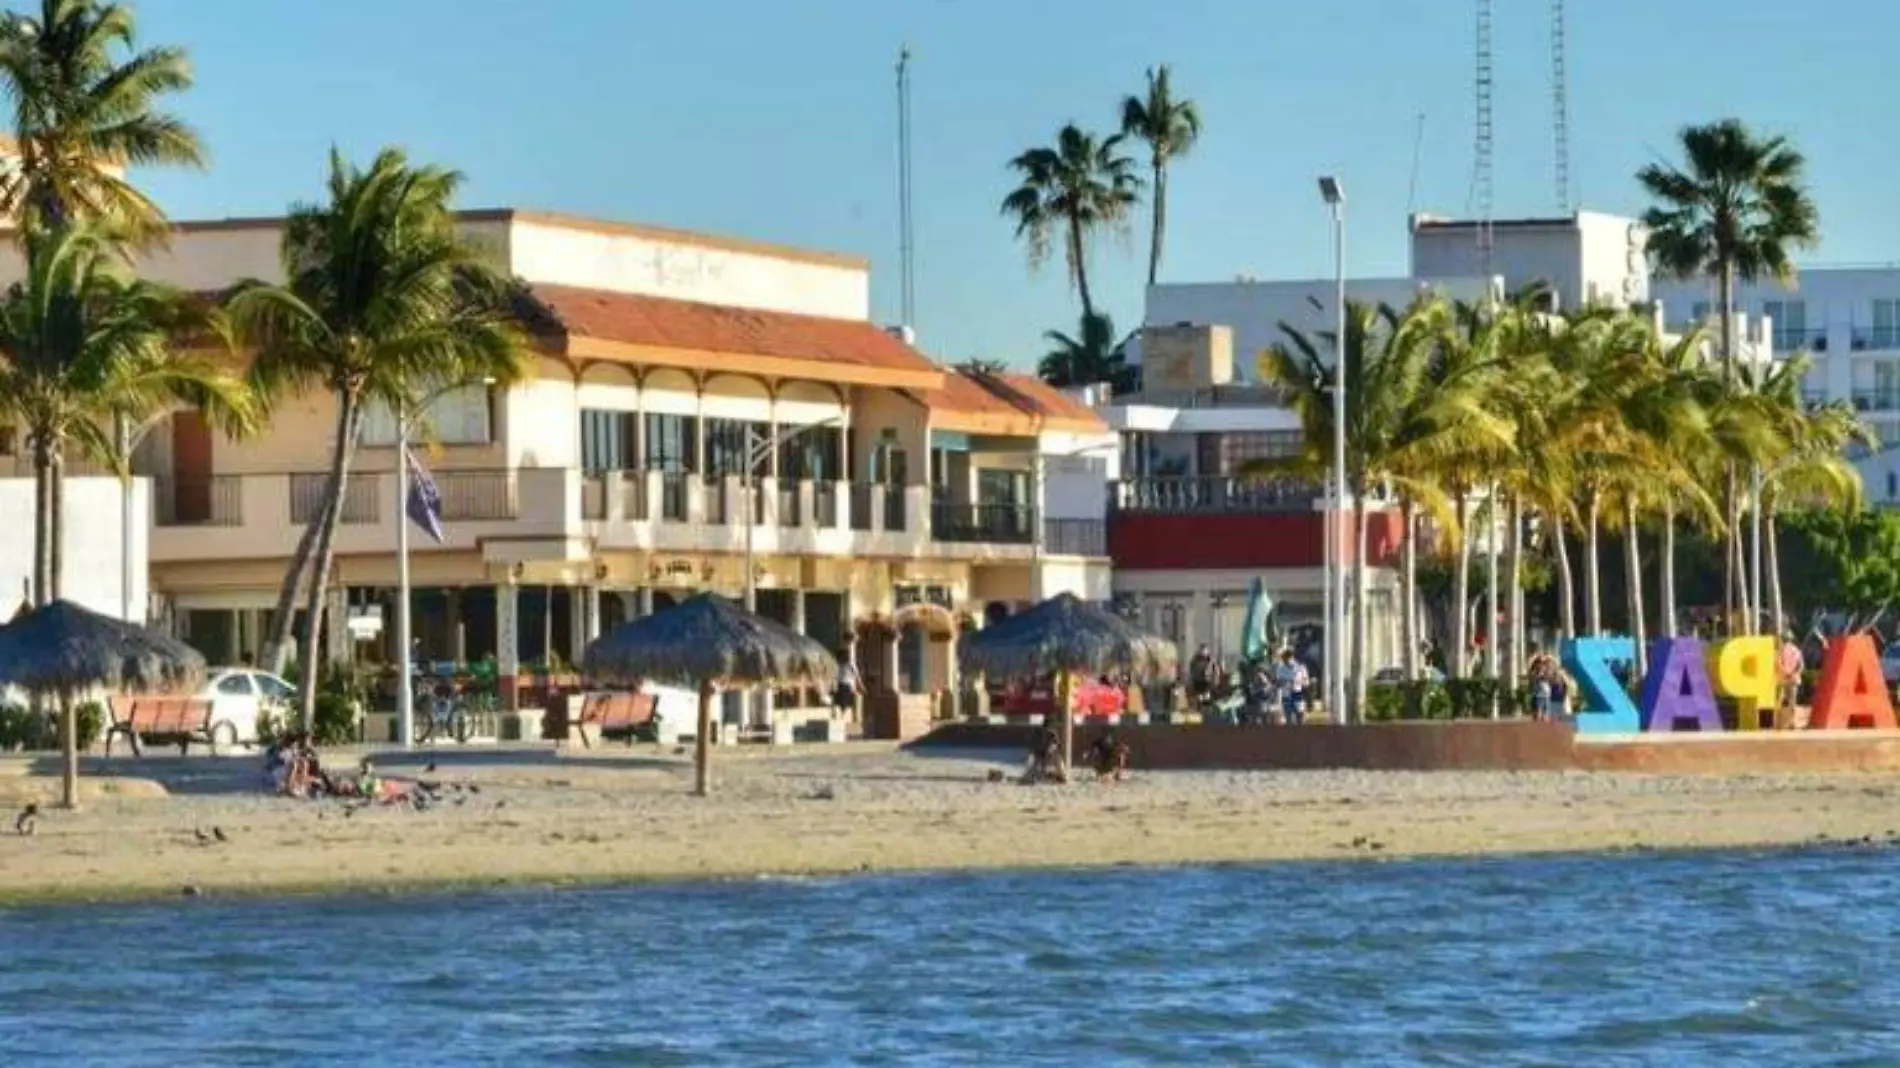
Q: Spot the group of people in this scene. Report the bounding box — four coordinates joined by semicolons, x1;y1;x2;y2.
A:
264;735;424;806
1023;723;1130;784
1188;645;1312;725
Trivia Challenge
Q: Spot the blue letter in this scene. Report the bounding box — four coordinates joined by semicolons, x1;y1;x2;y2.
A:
1561;637;1638;735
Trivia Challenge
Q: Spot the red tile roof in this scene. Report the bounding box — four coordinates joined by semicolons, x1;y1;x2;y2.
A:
531;284;941;387
993;373;1105;428
924;367;1107;434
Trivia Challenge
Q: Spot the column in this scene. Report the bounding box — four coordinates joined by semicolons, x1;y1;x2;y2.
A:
568;586;588;664
616;590;637;621
227;608;242;664
637;586;655;618
448;588;466;664
497;583;519;711
584;585;603;644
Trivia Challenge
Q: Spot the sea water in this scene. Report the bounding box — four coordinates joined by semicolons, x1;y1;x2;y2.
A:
2;848;1897;1065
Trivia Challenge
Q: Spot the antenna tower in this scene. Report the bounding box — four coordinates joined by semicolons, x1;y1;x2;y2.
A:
1473;0;1495;268
896;46;916;332
1550;0;1572;214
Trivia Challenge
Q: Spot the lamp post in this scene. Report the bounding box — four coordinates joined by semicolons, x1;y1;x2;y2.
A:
1318;175;1347;722
395;379;493;749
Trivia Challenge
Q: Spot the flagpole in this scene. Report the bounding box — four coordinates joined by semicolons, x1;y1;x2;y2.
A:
396;398;414;750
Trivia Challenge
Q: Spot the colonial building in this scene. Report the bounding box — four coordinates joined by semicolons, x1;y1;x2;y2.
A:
0;210;1113;734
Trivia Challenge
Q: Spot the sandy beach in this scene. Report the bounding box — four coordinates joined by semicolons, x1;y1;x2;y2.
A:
2;743;1898;905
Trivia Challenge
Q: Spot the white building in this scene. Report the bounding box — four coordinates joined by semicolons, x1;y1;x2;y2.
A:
0;476;150;622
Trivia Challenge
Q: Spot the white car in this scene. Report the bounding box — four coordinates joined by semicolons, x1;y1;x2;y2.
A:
198;667;296;748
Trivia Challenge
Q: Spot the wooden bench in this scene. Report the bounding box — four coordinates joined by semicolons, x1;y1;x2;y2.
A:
104;696;217;756
572;691;658;748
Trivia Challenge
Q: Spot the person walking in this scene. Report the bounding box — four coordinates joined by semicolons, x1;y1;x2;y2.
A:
1274;649;1309;726
1776;634;1804;729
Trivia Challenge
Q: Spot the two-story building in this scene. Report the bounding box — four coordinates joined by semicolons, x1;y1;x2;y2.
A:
0;209;1113;731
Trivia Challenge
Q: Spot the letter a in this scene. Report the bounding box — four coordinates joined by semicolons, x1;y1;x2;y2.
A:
1562;637;1638;735
1640;637;1723;732
1809;634;1897;730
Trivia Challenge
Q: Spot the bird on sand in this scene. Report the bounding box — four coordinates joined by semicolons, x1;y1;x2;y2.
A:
193;828;212;845
15;803;37;836
212;827;229;843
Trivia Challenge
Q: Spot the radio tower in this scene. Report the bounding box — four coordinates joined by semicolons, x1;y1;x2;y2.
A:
896;46;916;333
1550;0;1572;214
1472;0;1494;269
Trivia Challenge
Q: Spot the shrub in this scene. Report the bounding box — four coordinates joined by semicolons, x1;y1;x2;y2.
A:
1445;679;1501;719
0;705;32;751
1366;684;1403;722
255;705;283;748
312;692;358;747
72;702;103;750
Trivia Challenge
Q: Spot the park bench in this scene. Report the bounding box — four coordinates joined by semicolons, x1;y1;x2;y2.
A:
571;691;658;748
104;696;217;757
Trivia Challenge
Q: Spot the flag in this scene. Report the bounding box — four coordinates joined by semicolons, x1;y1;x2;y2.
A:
1241;576;1274;662
405;446;445;544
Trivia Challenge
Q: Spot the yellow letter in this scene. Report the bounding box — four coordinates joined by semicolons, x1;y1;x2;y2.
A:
1712;636;1776;730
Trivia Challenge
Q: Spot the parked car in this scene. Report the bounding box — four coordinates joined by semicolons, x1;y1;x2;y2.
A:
1372;666;1447;685
197;667;296;748
997;676;1127;719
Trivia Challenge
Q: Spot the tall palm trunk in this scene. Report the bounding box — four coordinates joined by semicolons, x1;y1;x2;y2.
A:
49;449;64;601
1484;487;1500;686
30;430;52;606
1506;493;1524;689
1625;500;1648;678
261;515;323;674
1067;215;1094;320
1584;489;1603;636
1766;499;1785;638
1352;487;1370;720
297;392;363;728
1661;498;1679;638
1146;161;1166;287
1553;515;1577;641
1400;499;1418;680
1718;260;1738;630
1451;491;1471;678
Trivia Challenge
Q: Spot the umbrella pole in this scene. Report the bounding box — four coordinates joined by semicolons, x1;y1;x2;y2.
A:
59;694;78;810
694;680;714;797
1057;671;1074;776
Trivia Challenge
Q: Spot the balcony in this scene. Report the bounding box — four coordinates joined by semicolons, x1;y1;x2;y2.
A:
931;502;1034;544
1113;475;1322;514
1775;327;1828;353
154;475;243;527
1852;389;1900;413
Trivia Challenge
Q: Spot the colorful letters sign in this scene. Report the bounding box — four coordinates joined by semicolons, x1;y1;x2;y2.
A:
1639;637;1724;733
1711;636;1776;731
1808;633;1897;730
1562;637;1638;735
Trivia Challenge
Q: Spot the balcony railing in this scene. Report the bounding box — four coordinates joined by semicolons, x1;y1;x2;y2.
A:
1113;475;1321;514
435;470;516;520
659;472;688;521
154;475;243;527
704;476;728;524
777;482;800;527
813;481;838;528
1043;517;1107;556
883;485;908;532
931;502;1034;544
289;472;379;525
850;483;875;532
1775;327;1828;353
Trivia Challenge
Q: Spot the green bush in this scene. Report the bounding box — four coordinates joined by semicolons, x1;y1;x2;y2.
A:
312;692;357;747
255;704;283;748
0;705;33;750
1445;679;1501;719
1366;684;1403;722
72;702;102;750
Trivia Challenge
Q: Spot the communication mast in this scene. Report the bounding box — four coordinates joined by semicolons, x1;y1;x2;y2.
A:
1551;0;1572;214
1472;0;1495;269
896;46;916;333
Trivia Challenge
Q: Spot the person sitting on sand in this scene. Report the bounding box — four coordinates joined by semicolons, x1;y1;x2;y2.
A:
1023;720;1067;785
1087;731;1130;782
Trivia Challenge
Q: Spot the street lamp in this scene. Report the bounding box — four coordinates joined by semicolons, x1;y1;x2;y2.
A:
395;378;493;749
1318;175;1347;722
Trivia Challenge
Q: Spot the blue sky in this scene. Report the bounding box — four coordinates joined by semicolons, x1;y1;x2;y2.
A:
127;0;1900;367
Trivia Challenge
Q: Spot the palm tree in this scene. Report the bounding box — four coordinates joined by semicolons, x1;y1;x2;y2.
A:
0;0;203;238
1120;65;1201;287
1000;124;1141;320
1248;297;1507;716
1039;311;1128;388
0;225;247;606
1750;358;1871;636
1638;118;1819;630
231;148;526;726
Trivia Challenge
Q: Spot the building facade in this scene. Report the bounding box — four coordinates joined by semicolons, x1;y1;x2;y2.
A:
0;210;1112;731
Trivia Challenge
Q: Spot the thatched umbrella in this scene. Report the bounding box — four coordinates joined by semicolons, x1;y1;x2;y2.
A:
0;599;207;809
960;592;1178;771
581;593;837;796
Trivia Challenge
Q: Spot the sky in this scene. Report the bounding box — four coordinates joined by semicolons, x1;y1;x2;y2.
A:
119;0;1900;368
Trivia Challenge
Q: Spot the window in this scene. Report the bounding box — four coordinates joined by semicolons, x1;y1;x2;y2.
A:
703;418;766;477
580;409;636;472
1218;431;1304;474
976;468;1029;507
216;673;256;696
643;414;697;473
781;425;842;482
1876;300;1900;348
254;674;294;700
361;385;495;446
1763;300;1807;351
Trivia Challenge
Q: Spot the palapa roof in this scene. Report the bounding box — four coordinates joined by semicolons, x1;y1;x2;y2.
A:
959;593;1177;684
582;593;838;690
0;600;206;698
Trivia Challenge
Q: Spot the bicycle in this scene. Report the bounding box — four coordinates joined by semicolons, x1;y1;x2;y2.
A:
413;679;475;744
